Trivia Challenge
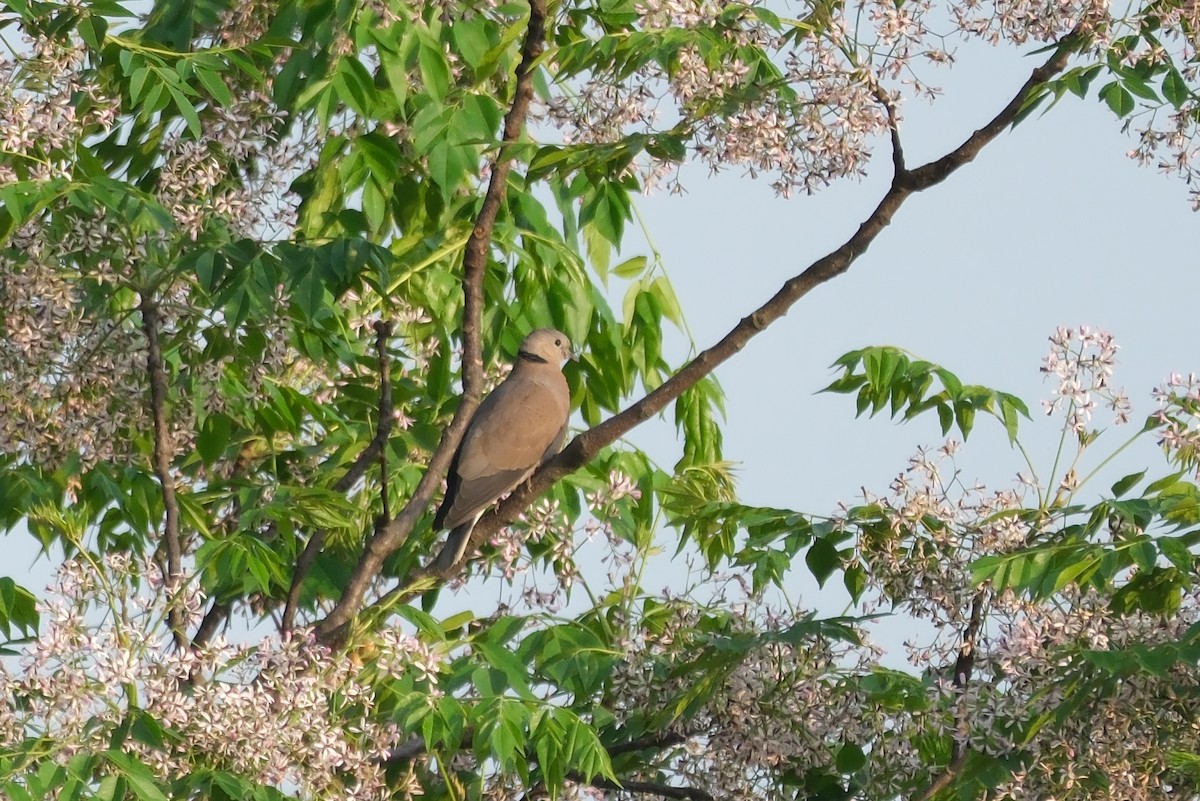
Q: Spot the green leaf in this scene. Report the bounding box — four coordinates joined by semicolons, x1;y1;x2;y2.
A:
1158;536;1193;571
1100;82;1135;117
196;66;233;106
79;14;108;50
168;85;202;138
129;65;150;104
1120;73;1160;101
843;562;867;602
452;17;493;71
362;177;388;232
1162;68;1190;108
0;577;39;640
418;39;451;102
474;641;537;700
612;255;647;279
333;59;377;117
805;537;840;587
1111;469;1146;498
954;399;975;439
649;275;684;331
836;741;866;773
196;413;232;465
103;752;168;801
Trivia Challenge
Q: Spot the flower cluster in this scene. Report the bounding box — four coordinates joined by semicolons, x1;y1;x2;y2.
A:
0;34;118;184
973;589;1200;801
540;0;890;197
1152;370;1200;474
0;21;312;469
605;599;886;799
155;92;301;242
1127;99;1200;211
0;247;150;468
1040;325;1131;435
950;0;1111;45
855;440;1030;631
2;554;437;800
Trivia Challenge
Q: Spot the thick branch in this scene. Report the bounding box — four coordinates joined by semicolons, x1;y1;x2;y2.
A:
580;775;714;801
140;298;187;651
460;0;548;396
192;599;229;648
378;730;686;771
903;33;1081;191
312;0;549;646
608;732;687;758
282;320;395;636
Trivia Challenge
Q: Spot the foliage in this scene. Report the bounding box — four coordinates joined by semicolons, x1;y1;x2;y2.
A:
0;0;1199;800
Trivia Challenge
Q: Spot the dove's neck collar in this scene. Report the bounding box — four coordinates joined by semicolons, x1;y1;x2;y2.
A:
517;350;548;364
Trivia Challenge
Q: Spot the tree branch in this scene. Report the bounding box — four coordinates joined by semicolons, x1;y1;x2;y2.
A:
282;320;395;636
191;599;229;649
578;774;714;801
456;32;1080;562
951;590;985;758
903;32;1082;191
377;729;687;772
313;0;549;646
912;752;969;801
140;297;187;652
911;590;987;801
608;732;687;758
871;81;905;176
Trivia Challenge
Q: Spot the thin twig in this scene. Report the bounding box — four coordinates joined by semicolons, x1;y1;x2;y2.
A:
871;81;905;175
282;320;395;636
313;0;549;647
140;297;187;651
951;591;985;757
911;590;987;801
334;320;397;494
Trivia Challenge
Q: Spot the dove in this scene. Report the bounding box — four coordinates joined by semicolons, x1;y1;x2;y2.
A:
431;328;573;570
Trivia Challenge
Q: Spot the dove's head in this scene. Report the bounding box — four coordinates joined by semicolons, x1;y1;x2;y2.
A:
519;328;574;366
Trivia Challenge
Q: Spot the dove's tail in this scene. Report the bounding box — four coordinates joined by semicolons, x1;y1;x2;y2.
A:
432;521;476;571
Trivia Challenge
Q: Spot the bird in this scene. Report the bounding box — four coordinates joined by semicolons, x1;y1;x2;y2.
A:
430;328;573;571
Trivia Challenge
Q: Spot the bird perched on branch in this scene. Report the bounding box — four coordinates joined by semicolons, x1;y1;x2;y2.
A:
431;328;573;571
